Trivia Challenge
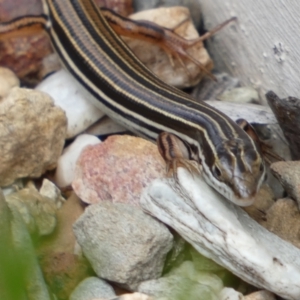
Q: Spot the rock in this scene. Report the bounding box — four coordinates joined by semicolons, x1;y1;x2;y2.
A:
206;100;277;124
1;179;24;196
0;28;52;86
244;290;276;300
133;0;203;29
37;193;87;299
263;198;300;249
141;164;300;300
70;277;116;300
5;181;58;236
266;91;300;159
219;288;244;300
72;135;165;206
270;161;300;208
36;69;105;138
242;184;274;224
123;7;212;88
73;202;173;290
0;67;19;98
218;87;259;104
138;261;223;300
38;53;62;80
55;134;101;188
0;188;52;300
39;178;65;209
91;293;154;300
85;116;126;137
0;87;67;187
118;293;154;300
191;72;240;101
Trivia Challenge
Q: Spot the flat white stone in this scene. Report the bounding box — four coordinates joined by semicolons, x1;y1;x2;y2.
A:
54;134;101;188
141;166;300;299
36;70;105;138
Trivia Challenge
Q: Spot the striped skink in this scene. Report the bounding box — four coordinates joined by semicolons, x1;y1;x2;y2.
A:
1;0;266;206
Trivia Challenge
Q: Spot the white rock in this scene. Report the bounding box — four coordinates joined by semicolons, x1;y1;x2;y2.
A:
141;165;300;300
54;134;101;188
36;69;105;138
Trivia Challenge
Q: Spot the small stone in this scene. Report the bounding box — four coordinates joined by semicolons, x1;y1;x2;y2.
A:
263;198;300;249
219;287;244;300
0;87;67;187
244;290;276;300
0;67;19;98
39;178;65;209
72;135;165;206
5;181;58;236
85;116;126;137
218;87;259;104
55;134;101;188
36;69;105;138
270;161;300;208
73;202;173;290
115;293;154;300
138;261;223;300
70;277;116;300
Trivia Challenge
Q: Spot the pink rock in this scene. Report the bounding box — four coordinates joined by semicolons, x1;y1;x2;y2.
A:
72;135;165;206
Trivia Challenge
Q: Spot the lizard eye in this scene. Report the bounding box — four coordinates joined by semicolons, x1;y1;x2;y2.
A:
212;165;222;179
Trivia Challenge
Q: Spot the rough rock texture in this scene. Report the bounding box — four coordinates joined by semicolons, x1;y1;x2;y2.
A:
39;178;65;209
263;198;300;249
137;261;223;300
0;67;19;98
72;135;165;206
70;277;116;300
5;181;59;236
73;202;173;290
270;161;300;207
0;87;67;187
